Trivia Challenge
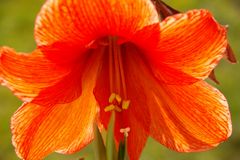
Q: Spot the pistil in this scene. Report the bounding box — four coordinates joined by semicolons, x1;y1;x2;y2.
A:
120;127;131;137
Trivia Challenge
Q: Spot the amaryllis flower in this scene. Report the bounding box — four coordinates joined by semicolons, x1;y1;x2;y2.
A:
0;0;232;159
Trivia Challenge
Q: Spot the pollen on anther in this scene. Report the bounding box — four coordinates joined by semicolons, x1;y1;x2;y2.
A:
122;100;130;110
120;127;131;137
104;104;115;112
104;104;122;112
115;94;122;103
109;93;116;103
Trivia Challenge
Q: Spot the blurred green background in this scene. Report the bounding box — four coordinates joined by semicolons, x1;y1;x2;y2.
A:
0;0;239;159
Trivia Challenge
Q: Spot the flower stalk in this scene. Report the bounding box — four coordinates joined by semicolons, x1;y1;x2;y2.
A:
94;124;107;160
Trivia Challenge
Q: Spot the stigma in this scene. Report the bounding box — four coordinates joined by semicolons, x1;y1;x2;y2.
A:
120;127;131;137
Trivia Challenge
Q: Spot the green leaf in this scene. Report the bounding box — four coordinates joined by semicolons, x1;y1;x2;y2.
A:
94;124;107;160
106;113;117;160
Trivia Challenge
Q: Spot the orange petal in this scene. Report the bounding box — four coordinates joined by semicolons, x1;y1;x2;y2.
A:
122;46;231;152
94;52;111;129
130;24;198;85
148;9;227;84
11;50;102;159
126;122;148;160
150;80;231;152
31;63;83;105
12;97;96;159
0;47;70;102
35;0;159;47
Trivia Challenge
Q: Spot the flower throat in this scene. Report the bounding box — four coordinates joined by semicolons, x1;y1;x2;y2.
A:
104;37;130;112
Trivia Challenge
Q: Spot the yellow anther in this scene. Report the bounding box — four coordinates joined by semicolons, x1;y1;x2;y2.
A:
115;94;122;103
120;127;130;137
109;93;116;103
108;93;122;104
104;104;122;112
104;104;115;112
122;100;130;110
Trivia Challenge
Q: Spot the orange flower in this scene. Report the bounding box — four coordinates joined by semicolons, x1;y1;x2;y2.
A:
0;0;232;159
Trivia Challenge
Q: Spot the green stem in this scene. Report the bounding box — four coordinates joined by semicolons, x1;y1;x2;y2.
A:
94;124;107;160
106;113;117;160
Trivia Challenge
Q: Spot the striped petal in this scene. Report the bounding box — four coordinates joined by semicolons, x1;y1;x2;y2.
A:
35;0;159;47
0;47;70;102
150;80;231;151
147;9;227;84
121;45;231;152
11;50;102;159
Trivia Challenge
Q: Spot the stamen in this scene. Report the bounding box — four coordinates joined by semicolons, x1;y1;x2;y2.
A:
104;104;115;112
115;94;122;103
108;37;114;92
108;37;127;98
105;36;130;113
113;37;121;93
120;127;131;137
108;93;116;103
117;45;127;99
104;104;122;112
122;100;130;110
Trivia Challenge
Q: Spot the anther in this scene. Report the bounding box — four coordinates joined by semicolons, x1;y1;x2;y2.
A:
120;127;131;137
104;104;115;112
122;100;130;110
109;93;116;103
104;104;122;112
115;94;122;103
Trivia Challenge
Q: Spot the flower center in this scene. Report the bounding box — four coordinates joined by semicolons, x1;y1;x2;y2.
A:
87;36;131;112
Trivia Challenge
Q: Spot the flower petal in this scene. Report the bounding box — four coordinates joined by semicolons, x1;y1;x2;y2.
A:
0;47;70;102
126;123;148;160
35;0;159;47
94;52;111;129
123;46;231;151
11;51;102;159
148;9;227;84
12;97;96;159
150;80;231;152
